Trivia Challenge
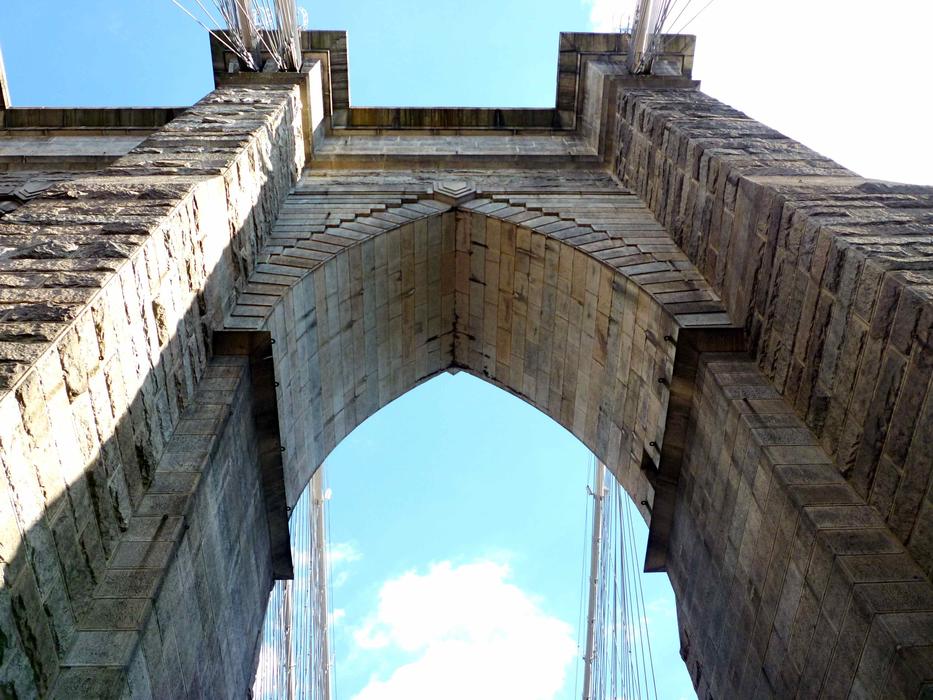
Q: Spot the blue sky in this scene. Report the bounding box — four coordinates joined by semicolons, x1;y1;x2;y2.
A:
3;1;930;698
322;372;688;698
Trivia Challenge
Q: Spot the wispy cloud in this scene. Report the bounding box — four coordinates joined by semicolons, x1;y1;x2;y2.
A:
328;542;363;567
582;0;633;32
326;541;362;588
646;596;676;623
331;608;346;626
350;560;576;699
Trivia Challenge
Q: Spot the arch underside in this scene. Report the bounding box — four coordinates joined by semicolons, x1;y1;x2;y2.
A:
227;169;732;520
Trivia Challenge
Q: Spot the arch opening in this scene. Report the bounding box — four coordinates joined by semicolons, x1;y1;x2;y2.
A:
252;369;695;698
221;176;761;698
235;195;714;694
261;204;687;529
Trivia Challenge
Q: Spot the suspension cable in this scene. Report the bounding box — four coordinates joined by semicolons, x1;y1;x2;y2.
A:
581;460;658;699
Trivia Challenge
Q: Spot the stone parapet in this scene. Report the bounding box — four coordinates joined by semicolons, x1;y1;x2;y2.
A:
0;108;187;130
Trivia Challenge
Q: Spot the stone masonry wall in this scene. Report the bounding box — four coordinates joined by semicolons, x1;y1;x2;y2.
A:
221;157;929;700
670;354;933;699
50;355;271;699
612;87;933;576
224;168;734;509
0;84;302;697
3;35;930;699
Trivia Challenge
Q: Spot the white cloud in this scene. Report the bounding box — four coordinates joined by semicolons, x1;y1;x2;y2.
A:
583;0;633;32
326;541;362;588
328;541;363;567
645;596;675;624
331;608;346;626
350;560;577;700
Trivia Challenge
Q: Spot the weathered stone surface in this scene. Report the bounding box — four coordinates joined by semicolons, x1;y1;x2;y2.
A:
0;78;303;697
611;87;933;578
669;356;933;698
41;355;271;698
1;28;930;700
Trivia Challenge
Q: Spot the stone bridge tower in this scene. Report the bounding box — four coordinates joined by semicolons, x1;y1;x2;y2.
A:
1;29;932;699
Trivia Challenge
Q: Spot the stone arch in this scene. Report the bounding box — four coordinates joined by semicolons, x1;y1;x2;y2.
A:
227;181;734;535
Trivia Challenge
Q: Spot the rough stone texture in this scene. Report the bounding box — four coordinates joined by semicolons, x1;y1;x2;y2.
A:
0;83;302;697
611;88;933;577
0;29;930;700
671;355;933;698
0;172;79;219
49;355;271;699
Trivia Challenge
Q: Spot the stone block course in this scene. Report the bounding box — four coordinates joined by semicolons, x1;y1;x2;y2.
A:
669;355;933;698
612;86;933;578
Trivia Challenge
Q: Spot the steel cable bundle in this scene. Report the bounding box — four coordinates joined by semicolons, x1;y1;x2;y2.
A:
252;469;332;699
627;0;717;73
581;459;658;700
169;0;307;71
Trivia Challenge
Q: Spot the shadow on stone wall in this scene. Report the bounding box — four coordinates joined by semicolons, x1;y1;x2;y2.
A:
0;82;303;698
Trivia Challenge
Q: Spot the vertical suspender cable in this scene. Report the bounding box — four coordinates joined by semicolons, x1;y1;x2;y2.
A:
312;469;332;699
583;460;659;699
574;460;596;698
630;0;655;71
581;459;606;699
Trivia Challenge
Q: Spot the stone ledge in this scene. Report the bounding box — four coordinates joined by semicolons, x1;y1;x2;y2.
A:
333;107;564;131
0;108;188;130
213;330;292;579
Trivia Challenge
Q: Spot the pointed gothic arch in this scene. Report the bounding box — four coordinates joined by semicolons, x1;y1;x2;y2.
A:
226;176;733;530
